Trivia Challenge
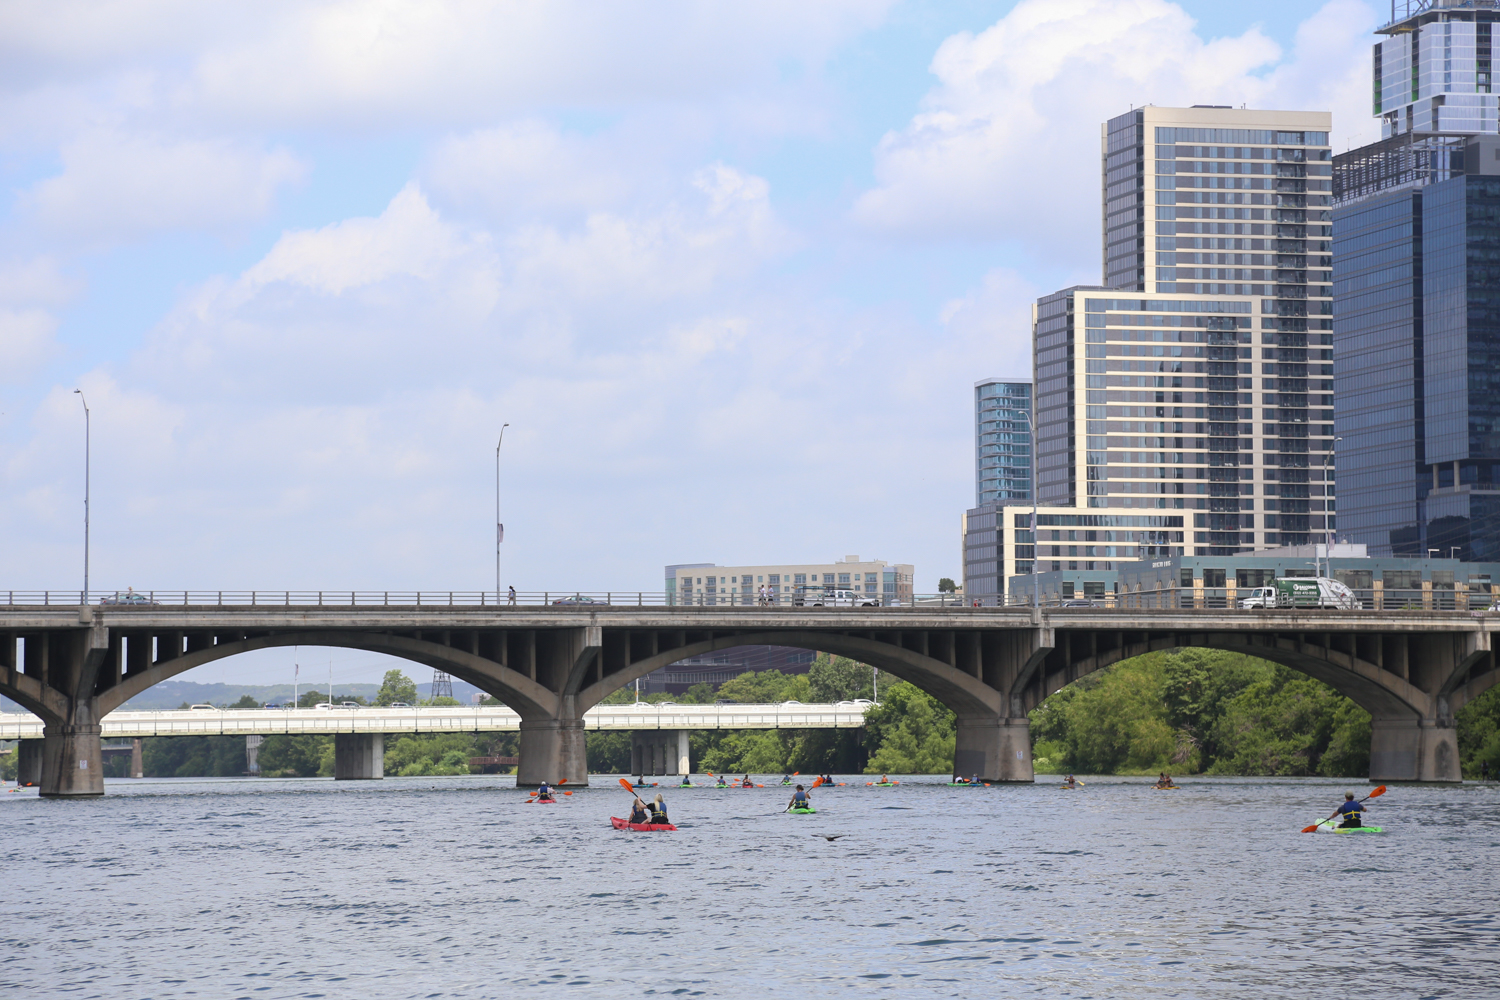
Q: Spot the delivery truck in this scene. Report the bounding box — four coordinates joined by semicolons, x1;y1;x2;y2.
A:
1238;576;1359;610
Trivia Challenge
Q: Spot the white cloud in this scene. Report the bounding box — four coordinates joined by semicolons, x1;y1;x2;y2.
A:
0;308;58;381
853;0;1381;251
19;130;305;243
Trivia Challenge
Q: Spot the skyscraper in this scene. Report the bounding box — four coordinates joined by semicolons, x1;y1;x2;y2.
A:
974;378;1032;507
1036;106;1334;554
1373;1;1500;138
1332;126;1500;560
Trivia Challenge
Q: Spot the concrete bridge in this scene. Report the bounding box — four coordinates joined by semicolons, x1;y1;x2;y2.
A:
3;602;1495;795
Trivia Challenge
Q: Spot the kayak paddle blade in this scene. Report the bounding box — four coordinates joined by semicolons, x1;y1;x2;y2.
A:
618;777;634;794
1367;785;1387;799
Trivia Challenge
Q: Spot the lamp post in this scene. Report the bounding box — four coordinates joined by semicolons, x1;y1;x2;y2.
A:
496;424;509;601
1016;402;1039;608
73;390;90;606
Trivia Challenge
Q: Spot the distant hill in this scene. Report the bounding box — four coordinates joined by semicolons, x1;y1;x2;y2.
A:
1;678;490;713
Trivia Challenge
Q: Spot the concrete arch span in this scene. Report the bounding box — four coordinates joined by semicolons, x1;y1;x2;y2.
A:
576;629;1008;720
1015;626;1473;783
94;631;559;720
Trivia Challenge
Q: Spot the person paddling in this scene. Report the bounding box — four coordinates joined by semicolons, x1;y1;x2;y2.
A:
740;774;753;788
780;774;793;786
787;783;811;811
1062;774;1080;789
537;780;555;802
628;794;650;825
1325;791;1368;829
648;793;670;826
679;774;693;787
714;774;729;788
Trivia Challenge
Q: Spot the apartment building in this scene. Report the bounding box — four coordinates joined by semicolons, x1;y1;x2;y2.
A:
666;557;915;605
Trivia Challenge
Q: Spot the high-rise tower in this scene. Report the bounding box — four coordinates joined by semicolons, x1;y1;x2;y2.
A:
1374;1;1500;138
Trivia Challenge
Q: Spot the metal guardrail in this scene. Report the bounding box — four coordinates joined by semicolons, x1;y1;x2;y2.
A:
0;589;1019;609
0;703;873;740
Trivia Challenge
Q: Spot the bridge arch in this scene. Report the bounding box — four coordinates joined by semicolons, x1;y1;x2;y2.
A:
93;631;559;719
576;629;1008;720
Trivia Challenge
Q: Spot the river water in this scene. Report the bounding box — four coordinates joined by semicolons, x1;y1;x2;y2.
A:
3;774;1496;998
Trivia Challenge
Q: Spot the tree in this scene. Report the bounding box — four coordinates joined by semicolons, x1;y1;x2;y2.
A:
937;578;957;593
807;655;873;702
375;669;418;706
1458;684;1500;778
715;670;809;704
229;694;260;709
862;681;955;774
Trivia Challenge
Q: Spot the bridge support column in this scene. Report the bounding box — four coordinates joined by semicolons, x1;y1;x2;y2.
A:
333;733;384;780
131;738;144;778
954;717;1034;783
40;723;104;797
517;718;588;787
17;739;42;786
1370;718;1460;782
629;731;688;776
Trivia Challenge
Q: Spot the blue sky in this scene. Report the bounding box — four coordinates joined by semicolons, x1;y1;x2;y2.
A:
0;0;1384;686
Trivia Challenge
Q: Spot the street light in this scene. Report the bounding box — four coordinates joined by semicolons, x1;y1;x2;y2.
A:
73;390;90;606
1016;401;1039;608
496;424;509;601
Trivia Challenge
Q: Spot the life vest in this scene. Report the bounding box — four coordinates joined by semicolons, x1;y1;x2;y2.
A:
649;804;668;823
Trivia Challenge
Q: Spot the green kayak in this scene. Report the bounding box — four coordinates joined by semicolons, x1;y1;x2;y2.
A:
788;806;816;814
947;782;985;787
1311;818;1383;834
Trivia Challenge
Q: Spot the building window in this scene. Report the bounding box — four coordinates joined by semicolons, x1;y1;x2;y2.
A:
794;574;806;585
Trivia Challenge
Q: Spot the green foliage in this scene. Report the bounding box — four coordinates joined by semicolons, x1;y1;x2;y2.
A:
297;689;330;708
715;669;810;704
679;682;717;704
937;578;957;593
862;681;955;774
384;733;476;776
427;696;461;707
1458;684;1500;778
587;731;633;773
1027;649;1373;777
807;655;873;703
141;735;247;777
375;669;418;706
257;735;332;777
1;747;17;781
228;694;260;709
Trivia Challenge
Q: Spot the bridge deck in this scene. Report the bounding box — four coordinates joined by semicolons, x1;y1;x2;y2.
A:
0;703;869;740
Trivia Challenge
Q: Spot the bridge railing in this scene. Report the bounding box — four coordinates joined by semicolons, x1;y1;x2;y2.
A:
3;588;1494;612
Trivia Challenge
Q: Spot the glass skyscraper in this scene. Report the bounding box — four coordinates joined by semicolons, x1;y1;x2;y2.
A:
1374;2;1500;138
1034;107;1334;556
974;379;1032;506
1333;131;1500;559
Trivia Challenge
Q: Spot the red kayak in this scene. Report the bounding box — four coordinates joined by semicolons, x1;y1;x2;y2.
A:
611;816;676;832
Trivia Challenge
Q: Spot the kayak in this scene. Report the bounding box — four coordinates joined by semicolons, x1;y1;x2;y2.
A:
947;782;985;787
611;816;676;832
1060;785;1082;790
529;798;558;804
1151;786;1181;791
1310;818;1383;834
787;806;816;814
870;782;899;787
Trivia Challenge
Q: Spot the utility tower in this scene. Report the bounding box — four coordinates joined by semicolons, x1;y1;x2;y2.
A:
430;670;453;701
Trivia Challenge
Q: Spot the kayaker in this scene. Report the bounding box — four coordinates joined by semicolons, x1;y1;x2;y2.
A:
714;774;728;788
537;780;555;802
970;774;981;785
879;774;890;784
780;774;793;786
740;774;753;788
1325;791;1366;829
1062;774;1080;789
787;784;810;810
679;775;693;787
628;795;651;825
821;773;833;785
648;793;670;825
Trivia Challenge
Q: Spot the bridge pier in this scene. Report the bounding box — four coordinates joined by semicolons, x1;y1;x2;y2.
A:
40;723;104;797
954;717;1033;782
631;730;689;776
517;718;588;787
333;733;384;780
1370;718;1460;783
17;739;42;786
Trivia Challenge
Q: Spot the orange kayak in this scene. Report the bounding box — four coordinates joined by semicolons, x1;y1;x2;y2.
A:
611;816;676;832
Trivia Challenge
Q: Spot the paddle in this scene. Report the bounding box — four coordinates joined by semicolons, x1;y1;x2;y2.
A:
1302;785;1386;833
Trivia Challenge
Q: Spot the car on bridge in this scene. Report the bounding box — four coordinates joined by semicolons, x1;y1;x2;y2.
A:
100;590;156;605
551;595;607;605
794;587;881;608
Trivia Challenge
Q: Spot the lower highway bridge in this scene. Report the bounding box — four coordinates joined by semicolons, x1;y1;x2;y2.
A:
3;599;1497;796
0;703;865;783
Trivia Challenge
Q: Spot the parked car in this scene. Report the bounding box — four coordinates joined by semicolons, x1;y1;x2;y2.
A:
799;588;880;608
100;590;156;605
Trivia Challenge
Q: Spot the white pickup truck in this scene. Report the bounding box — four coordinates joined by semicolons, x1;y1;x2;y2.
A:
794;587;881;608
